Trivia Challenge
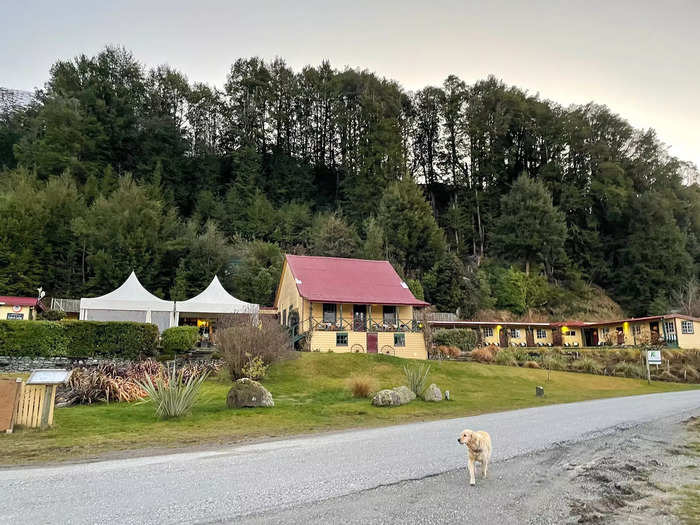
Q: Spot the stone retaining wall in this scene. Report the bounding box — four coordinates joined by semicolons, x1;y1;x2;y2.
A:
0;355;133;373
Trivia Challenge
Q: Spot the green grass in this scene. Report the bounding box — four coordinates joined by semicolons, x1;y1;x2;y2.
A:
1;353;696;465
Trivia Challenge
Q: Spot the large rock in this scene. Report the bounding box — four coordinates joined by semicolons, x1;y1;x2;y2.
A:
226;378;274;408
422;383;442;402
392;385;416;404
371;389;402;407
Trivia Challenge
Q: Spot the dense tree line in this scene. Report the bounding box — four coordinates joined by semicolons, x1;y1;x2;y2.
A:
1;47;698;317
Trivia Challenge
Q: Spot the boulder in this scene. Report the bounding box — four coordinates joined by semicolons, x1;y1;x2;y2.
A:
392;385;416;404
371;389;402;407
226;378;274;408
422;383;442;402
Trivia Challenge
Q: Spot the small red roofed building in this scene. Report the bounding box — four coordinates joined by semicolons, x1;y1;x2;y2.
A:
274;255;429;359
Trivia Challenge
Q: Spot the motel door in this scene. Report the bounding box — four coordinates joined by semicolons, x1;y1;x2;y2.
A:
525;329;535;347
366;332;378;353
552;329;562;346
499;328;508;348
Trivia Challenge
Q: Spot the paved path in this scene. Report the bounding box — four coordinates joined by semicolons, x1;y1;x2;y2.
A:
1;390;699;524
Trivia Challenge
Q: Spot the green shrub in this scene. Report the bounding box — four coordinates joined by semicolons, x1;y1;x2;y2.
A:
541;352;567;371
138;363;208;418
0;320;159;358
613;362;645;378
161;326;199;354
403;363;431;396
573;357;603;375
432;329;478;352
494;349;518;366
512;347;530;362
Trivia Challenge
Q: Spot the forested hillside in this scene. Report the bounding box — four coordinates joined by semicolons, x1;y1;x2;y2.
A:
1;47;698;318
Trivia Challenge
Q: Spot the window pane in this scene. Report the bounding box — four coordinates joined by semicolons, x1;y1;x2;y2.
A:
323;303;336;323
394;333;405;347
336;332;348;346
383;305;397;325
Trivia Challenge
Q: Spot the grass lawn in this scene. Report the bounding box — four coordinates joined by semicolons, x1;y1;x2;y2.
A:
1;353;697;466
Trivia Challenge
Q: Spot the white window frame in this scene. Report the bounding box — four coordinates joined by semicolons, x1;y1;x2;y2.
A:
483;327;494;337
682;320;694;334
632;324;641;335
509;328;520;338
536;328;546;339
664;321;675;334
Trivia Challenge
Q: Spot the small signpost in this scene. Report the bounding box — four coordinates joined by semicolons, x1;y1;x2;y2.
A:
14;369;72;430
646;350;662;384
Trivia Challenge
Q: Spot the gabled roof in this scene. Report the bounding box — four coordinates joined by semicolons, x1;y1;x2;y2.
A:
0;296;38;307
284;255;429;306
176;276;258;314
80;272;174;311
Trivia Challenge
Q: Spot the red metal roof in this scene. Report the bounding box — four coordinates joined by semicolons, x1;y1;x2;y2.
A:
0;296;38;307
285;255;429;306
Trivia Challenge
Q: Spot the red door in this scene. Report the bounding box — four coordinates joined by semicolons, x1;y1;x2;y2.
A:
367;333;378;353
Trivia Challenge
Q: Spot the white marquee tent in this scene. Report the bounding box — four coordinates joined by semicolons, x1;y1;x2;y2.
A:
79;272;176;332
175;276;259;317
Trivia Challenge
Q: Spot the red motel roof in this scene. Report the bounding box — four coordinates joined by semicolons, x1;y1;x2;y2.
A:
0;296;39;307
284;255;429;306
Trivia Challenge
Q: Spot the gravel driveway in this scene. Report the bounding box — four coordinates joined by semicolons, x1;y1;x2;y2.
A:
1;390;699;524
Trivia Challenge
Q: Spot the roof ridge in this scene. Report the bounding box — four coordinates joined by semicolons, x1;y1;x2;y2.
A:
286;254;391;265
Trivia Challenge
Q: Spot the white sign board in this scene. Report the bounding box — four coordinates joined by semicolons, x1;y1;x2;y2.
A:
26;369;72;385
647;350;662;365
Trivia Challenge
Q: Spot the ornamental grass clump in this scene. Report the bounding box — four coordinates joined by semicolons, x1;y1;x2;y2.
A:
347;375;377;398
403;363;431;397
613;362;645;378
573;357;603;375
494;349;518;367
138;363;208;418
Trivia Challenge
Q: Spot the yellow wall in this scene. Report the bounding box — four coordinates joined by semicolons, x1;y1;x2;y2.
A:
274;262;306;330
675;319;700;349
309;330;427;359
0;305;34;320
474;325;552;346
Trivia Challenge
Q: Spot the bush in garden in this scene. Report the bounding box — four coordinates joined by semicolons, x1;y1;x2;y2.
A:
138;363;208;418
347;375;377;398
435;345;461;359
512;347;530;362
524;360;540;369
403;363;431;396
0;320;158;358
241;355;268;380
39;309;66;321
432;329;478;352
573;357;603;375
161;326;199;354
471;346;495;363
494;349;518;366
613;362;645;378
217;315;296;380
541;352;567;371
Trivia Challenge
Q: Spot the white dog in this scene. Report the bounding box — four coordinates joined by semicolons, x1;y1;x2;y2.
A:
457;429;492;486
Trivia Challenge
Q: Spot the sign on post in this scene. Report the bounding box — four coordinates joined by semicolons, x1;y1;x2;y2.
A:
647;350;662;365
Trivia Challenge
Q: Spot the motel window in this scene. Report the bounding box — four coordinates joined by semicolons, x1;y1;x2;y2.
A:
664;321;676;334
632;325;641;336
322;303;337;324
682;320;694;334
536;329;546;339
336;332;348;346
601;327;610;335
383;305;397;325
394;333;406;347
483;327;494;337
566;330;576;337
510;328;520;338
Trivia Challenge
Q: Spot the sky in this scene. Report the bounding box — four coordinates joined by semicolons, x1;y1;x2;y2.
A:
2;0;698;168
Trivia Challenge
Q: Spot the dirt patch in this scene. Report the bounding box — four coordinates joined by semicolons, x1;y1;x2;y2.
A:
565;418;700;524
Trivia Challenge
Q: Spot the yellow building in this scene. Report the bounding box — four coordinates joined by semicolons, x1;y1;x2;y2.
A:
0;296;41;321
430;314;700;350
274;255;429;359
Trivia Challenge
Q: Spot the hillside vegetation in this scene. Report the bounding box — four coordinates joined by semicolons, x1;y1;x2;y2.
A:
1;47;699;318
1;353;695;464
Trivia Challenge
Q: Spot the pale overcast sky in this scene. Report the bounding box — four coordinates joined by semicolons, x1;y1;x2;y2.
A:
2;0;698;167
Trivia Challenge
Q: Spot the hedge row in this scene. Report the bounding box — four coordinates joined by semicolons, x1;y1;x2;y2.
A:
0;320;159;359
432;328;478;352
161;326;199;354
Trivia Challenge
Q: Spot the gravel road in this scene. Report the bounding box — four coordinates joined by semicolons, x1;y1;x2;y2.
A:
1;390;699;524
